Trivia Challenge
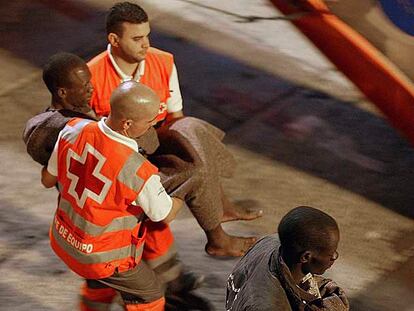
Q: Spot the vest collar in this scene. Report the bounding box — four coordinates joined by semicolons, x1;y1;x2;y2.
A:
107;44;145;82
98;117;139;152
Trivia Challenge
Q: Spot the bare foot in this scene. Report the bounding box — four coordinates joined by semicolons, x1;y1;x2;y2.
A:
222;200;263;223
205;235;257;257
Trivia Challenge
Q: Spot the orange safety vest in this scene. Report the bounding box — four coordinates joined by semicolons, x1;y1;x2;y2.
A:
88;47;174;122
50;118;158;279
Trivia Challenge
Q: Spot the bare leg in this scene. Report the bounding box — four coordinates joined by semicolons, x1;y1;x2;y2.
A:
205;226;257;257
222;195;263;223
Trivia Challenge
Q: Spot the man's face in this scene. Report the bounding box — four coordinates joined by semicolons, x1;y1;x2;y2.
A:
304;229;340;275
116;22;150;63
64;65;94;113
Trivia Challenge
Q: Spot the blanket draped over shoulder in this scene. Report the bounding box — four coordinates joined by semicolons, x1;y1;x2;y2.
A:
22;109;95;166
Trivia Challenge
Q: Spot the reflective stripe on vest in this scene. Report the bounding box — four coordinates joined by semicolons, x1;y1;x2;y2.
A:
52;121;156;278
117;153;146;189
61;119;93;144
88;48;173;119
58;197;144;236
51;220;144;264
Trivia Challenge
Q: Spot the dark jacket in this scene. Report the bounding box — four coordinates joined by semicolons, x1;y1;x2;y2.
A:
226;235;349;311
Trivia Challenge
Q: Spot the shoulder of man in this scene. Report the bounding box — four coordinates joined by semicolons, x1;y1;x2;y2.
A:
147;46;173;58
147;47;174;68
227;234;290;310
23;110;55;143
87;50;108;69
23;109;78;145
23;110;74;165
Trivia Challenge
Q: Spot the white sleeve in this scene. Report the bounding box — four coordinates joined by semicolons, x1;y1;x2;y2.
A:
166;64;183;113
136;174;173;222
46;132;61;177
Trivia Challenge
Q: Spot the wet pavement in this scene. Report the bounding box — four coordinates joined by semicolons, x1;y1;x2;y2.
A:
0;1;413;310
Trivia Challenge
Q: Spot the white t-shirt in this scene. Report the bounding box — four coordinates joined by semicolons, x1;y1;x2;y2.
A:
47;118;172;222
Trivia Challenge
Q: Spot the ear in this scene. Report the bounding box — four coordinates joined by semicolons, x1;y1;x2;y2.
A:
57;87;66;99
122;119;133;131
300;251;312;264
108;33;120;47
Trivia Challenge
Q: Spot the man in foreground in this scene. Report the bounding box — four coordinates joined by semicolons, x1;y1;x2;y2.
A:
226;206;349;311
24;54;208;309
88;1;262;257
41;81;184;310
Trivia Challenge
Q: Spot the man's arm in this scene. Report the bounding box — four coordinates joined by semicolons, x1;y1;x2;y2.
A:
136;174;183;224
165;64;184;122
165;110;184;123
161;197;184;223
41;166;57;188
41;132;59;188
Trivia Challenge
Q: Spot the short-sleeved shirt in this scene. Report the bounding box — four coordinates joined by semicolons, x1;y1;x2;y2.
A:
47;118;172;222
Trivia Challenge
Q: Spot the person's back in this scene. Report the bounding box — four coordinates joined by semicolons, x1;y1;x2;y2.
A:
48;117;156;279
41;81;186;310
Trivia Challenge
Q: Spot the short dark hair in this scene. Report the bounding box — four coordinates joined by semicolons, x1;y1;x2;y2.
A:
278;206;339;262
106;2;148;35
42;52;86;96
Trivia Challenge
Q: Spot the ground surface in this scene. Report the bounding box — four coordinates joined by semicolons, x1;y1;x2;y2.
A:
0;1;413;310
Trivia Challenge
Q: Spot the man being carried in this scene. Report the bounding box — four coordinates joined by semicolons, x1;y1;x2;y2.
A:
88;1;262;257
23;52;97;166
226;206;349;311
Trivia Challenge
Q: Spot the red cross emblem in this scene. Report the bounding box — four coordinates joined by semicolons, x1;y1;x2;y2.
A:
66;143;112;208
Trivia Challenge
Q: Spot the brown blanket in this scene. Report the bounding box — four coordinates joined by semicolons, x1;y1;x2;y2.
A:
22;109;96;166
151;117;236;231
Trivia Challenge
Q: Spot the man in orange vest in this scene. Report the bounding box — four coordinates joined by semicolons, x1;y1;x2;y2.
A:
41;81;184;311
25;53;206;310
88;1;262;258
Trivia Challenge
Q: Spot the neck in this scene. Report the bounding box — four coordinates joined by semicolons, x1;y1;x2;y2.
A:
105;116;125;136
51;99;95;118
105;115;117;131
51;99;64;110
111;46;140;77
288;263;306;285
281;250;306;285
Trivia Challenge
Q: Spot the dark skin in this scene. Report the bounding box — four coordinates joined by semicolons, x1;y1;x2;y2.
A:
41;64;96;188
52;64;96;118
283;228;340;284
